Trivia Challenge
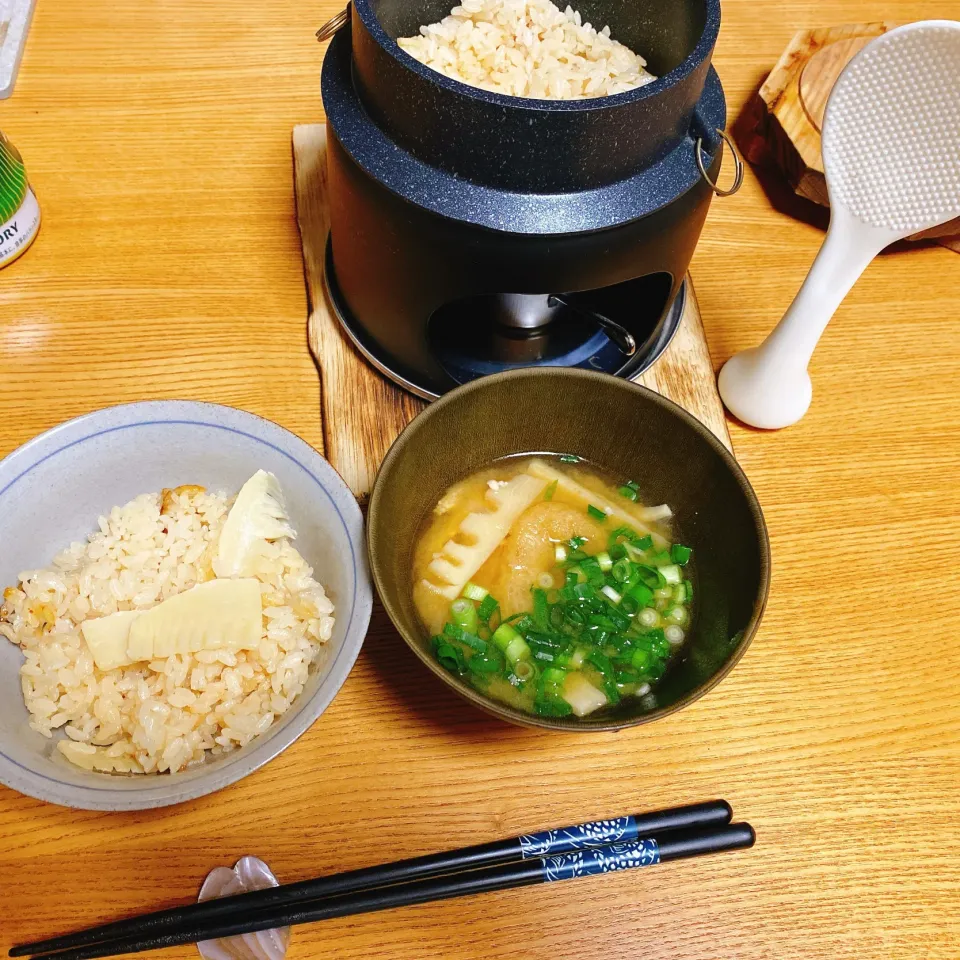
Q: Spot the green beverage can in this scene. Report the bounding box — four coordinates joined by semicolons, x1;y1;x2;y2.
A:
0;131;41;269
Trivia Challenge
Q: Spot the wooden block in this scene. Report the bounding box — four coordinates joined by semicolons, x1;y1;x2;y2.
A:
293;124;733;502
750;23;960;252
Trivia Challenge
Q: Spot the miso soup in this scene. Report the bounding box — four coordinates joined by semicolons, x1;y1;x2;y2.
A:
412;455;694;719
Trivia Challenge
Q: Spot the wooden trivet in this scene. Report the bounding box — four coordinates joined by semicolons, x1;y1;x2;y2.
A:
743;22;960;253
293;124;733;502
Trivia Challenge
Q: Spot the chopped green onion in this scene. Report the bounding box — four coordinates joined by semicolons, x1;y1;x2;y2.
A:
630;648;653;672
468;652;501;674
620;595;639;616
457;630;487;652
564;606;586;626
513;660;536;682
587;504;607;522
585;648;613;673
585;650;620;705
544;479;558;501
670;543;692;565
622;542;645;562
665;606;689;627
491;622;520;652
450;598;480;634
534;697;573;717
634;565;665;589
434;516;683;717
541;667;568;687
461;582;488;601
504;635;531;665
626;582;654;608
600;585;622;605
477;594;499;623
579;557;605;584
433;638;467;674
664;625;685;645
532;588;549;631
637;607;659;628
685;580;694;603
660;564;682;585
559;454;580;463
644;627;669;654
618;485;638;501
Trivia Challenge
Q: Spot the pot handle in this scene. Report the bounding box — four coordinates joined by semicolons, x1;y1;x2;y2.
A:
690;108;743;198
317;2;351;42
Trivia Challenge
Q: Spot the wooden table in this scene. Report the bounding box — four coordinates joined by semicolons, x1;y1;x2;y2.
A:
1;2;958;958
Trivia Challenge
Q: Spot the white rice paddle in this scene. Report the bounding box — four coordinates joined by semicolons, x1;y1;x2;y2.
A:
718;21;960;429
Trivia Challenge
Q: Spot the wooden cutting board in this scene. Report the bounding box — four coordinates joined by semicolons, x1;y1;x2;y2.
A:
293;123;733;501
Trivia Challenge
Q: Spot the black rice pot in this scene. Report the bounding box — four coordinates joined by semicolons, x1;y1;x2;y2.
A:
321;0;729;397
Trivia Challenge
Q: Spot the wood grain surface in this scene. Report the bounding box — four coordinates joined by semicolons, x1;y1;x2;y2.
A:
1;2;959;959
295;125;731;501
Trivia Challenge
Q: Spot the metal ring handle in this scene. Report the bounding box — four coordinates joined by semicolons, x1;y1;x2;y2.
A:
695;129;744;198
316;4;350;42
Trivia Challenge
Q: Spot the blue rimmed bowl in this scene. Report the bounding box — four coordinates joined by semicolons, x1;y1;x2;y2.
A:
0;402;371;810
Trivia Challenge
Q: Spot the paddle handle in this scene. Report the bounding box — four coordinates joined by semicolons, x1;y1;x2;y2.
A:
719;208;894;428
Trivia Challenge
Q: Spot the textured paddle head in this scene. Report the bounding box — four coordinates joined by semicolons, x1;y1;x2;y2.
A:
822;21;960;236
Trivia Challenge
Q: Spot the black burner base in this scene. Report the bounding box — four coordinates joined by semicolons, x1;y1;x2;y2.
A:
324;242;686;401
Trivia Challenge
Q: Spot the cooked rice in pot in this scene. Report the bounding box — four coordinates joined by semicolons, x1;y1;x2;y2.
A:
397;0;656;99
0;485;334;776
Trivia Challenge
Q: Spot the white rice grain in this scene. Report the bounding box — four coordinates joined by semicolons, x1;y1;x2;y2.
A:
0;485;334;776
398;0;655;99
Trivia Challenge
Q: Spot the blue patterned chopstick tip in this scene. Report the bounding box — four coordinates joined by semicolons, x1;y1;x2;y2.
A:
518;816;639;858
541;840;661;882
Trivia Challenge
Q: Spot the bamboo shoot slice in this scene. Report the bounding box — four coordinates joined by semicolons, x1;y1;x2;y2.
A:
127;578;262;661
215;470;296;578
525;459;670;544
422;473;549;599
80;611;141;672
80;579;264;670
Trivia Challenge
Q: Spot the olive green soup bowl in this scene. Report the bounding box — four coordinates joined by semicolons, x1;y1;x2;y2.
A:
368;367;769;731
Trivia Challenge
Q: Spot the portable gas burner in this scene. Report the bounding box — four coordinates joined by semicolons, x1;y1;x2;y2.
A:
320;0;740;399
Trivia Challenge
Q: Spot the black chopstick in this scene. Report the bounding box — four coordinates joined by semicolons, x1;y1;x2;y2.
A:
11;800;731;958
23;823;755;960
